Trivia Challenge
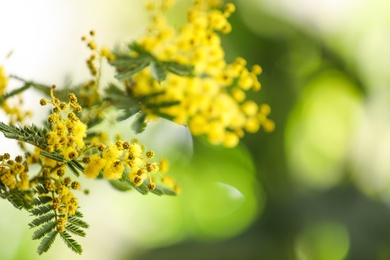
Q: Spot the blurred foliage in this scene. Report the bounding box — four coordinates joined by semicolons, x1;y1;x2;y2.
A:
286;71;362;190
173;138;262;239
295;220;350;260
129;1;390;260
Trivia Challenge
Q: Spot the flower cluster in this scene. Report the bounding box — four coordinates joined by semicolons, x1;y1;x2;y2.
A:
36;86;176;191
40;87;87;160
125;0;274;147
0;153;29;191
79;30;115;108
83;140;174;191
40;170;81;233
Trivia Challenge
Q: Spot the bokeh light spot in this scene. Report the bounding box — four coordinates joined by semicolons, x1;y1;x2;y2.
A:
295;220;350;260
286;70;362;190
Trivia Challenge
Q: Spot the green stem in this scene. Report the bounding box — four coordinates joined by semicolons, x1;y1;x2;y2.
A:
0;83;30;105
9;75;51;96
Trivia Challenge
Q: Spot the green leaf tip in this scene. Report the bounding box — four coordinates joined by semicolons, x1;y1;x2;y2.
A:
130;112;147;134
37;230;58;255
150;61;167;82
0;122;48;149
60;231;83;255
32;221;56;240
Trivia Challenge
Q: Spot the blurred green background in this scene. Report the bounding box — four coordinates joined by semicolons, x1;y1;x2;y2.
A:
2;0;390;259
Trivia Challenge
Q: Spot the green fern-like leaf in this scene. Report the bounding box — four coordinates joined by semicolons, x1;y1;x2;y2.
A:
115;60;151;81
104;83;131;103
32;221;56;240
103;83;142;122
68;215;89;229
109;173;149;195
66;223;87;237
69;160;84;171
131;183;149;195
74;210;84;218
109;172;176;196
0;84;31;105
64;159;85;177
31;195;52;206
30;204;53;216
29;213;56;228
142;178;176;196
150;185;177;196
116;107;140;122
0;122;48;149
3;189;33;210
8;75;52;97
104;83;140;109
59;231;83;255
150;61;167;82
145;100;180;108
130;112;147;134
34;184;49;195
110;55;149;68
113;56;151;79
66;161;81;177
37;230;58;255
40;151;65;162
165;61;194;77
123;173;149;195
111;42;193;82
137;90;166;102
109;179;133;192
86;116;104;128
149;110;176;121
128;41;152;56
